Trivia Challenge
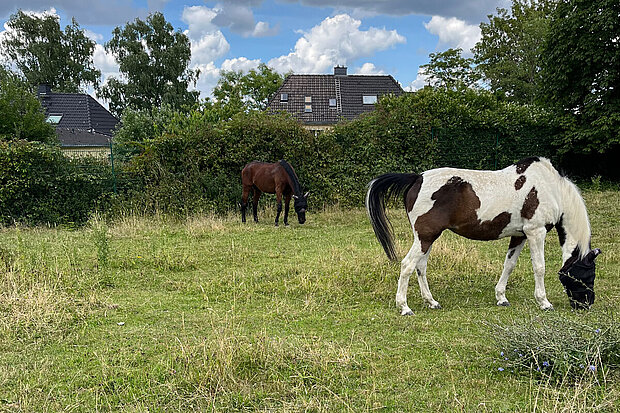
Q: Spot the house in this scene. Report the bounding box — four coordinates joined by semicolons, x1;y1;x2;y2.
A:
267;66;404;133
37;84;119;155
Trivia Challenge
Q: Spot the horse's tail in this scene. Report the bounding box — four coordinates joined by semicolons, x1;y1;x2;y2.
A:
366;173;421;261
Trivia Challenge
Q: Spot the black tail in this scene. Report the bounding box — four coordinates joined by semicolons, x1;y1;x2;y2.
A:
365;173;421;261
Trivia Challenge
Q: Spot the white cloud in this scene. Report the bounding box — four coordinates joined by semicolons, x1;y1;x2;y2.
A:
83;29;103;42
221;57;262;73
424;16;481;55
190;62;221;99
354;62;385;75
404;68;430;91
182;6;230;66
268;14;405;74
211;2;278;38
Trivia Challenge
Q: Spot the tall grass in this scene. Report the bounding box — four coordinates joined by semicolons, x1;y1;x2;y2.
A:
0;190;618;411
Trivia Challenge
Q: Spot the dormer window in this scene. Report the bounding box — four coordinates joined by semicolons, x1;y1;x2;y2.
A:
363;95;377;104
46;114;63;124
280;93;288;102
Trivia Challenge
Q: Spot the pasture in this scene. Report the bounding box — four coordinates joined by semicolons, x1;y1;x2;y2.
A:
0;190;618;411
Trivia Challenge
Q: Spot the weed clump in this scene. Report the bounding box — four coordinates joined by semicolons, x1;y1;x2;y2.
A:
489;309;620;383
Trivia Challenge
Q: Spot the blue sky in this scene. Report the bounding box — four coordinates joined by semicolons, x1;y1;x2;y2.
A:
0;0;509;103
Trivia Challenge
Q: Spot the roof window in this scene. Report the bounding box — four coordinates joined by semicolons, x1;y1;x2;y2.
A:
304;104;312;113
329;98;337;107
363;95;378;105
46;114;63;124
280;93;288;102
304;96;312;103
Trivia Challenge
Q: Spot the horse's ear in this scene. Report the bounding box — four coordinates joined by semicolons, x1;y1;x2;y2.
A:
584;248;601;264
304;191;310;198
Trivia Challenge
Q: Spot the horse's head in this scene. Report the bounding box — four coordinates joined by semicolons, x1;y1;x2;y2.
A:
292;191;309;224
559;248;601;309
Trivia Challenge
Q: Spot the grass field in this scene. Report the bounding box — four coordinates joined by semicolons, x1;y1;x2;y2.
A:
1;190;618;411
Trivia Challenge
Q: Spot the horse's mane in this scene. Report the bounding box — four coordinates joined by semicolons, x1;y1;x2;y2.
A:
279;160;302;196
537;158;591;258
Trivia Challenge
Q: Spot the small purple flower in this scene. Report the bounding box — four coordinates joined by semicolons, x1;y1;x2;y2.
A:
542;361;550;367
594;329;601;334
589;365;596;372
537;367;541;371
580;364;584;368
500;351;504;357
519;353;523;357
498;367;504;372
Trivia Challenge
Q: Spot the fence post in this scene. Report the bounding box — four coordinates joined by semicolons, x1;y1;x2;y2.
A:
109;140;117;194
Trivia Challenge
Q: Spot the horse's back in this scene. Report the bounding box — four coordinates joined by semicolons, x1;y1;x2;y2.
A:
409;159;561;240
241;161;285;193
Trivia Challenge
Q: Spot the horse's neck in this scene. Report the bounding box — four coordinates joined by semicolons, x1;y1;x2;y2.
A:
279;161;301;196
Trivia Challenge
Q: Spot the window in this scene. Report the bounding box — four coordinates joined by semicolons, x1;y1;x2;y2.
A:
304;104;312;113
363;95;377;104
304;96;312;103
46;114;63;124
280;93;288;102
329;98;337;107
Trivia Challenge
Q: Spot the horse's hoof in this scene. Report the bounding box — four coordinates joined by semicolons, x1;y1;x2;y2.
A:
401;309;414;316
497;300;510;307
542;305;554;311
429;303;442;310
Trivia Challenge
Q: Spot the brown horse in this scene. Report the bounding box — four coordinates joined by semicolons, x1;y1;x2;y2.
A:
241;160;308;226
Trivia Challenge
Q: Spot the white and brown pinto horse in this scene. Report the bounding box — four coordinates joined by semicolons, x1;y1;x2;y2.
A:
366;157;600;315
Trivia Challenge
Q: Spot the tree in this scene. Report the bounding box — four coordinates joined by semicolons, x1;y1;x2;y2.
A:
0;10;100;93
473;0;556;104
98;12;200;118
0;67;56;143
540;0;620;154
420;48;482;90
212;63;286;113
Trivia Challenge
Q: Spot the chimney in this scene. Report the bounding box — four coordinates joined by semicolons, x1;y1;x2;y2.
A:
334;66;347;76
37;83;52;97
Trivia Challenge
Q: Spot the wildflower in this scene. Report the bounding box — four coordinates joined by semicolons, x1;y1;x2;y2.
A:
498;367;504;372
580;364;584;368
500;351;504;357
542;361;550;367
594;328;601;334
589;365;596;372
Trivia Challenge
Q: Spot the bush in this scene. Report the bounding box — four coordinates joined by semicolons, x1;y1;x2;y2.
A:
0;140;114;225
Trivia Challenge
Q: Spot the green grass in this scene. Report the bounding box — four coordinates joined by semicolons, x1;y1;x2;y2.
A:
0;191;618;411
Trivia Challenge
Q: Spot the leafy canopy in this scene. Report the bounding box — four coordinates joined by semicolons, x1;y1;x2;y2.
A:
0;67;57;144
98;12;200;118
540;0;620;154
420;48;481;90
473;0;555;104
0;10;100;93
212;63;286;113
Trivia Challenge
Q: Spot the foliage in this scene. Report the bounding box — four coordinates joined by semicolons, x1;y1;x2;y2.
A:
540;0;620;155
0;141;113;225
473;0;556;104
98;12;200;118
420;48;482;90
0;10;100;92
0;68;57;144
490;310;620;383
212;63;286;113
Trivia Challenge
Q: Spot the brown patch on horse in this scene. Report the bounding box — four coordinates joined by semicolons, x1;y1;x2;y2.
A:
521;187;539;219
414;176;511;253
514;175;526;190
515;157;540;174
405;176;423;212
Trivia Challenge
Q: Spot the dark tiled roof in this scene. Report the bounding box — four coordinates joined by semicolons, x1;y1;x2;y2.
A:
267;73;403;125
55;128;111;147
38;90;119;146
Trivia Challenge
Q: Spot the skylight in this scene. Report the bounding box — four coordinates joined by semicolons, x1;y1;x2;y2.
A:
46;114;63;124
363;95;377;104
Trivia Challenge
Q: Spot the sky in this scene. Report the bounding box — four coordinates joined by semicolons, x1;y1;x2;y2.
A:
0;0;510;105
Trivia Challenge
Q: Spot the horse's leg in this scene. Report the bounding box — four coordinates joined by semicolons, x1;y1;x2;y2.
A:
283;193;291;226
252;189;261;223
241;185;251;223
495;236;527;306
274;189;283;226
397;243;422;315
526;227;553;310
415;247;441;309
